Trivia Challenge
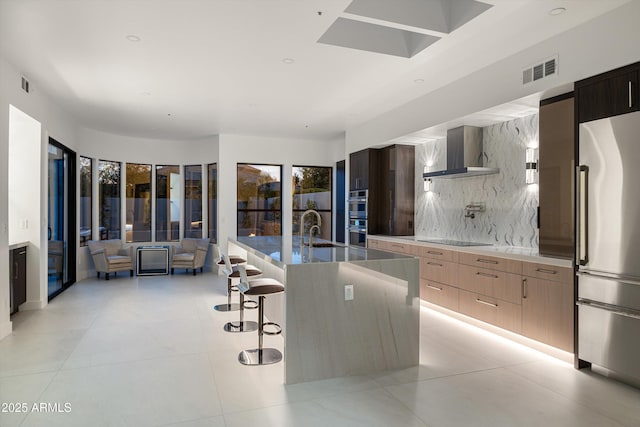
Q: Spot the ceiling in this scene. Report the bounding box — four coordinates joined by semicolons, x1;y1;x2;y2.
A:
0;0;632;142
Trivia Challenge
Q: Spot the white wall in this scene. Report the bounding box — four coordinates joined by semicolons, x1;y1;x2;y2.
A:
8;106;42;313
217;134;344;255
346;0;640;152
0;55;79;338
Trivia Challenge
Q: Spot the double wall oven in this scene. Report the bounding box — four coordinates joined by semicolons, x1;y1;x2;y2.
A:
348;190;368;246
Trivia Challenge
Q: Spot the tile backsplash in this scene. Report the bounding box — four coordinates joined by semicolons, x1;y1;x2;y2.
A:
415;114;539;248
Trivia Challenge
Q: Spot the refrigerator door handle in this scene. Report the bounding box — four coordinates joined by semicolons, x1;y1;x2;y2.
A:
577;299;640;321
577;165;589;265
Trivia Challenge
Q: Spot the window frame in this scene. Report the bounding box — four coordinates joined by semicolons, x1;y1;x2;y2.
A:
292;165;333;241
236;163;283;237
79;156;92;246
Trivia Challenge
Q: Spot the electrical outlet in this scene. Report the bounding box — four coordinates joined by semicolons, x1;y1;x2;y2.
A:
344;284;354;301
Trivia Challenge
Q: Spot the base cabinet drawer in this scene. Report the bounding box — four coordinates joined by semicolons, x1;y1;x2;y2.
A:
458;290;522;333
457;264;522;305
421;279;459;312
522;262;573;284
420;258;457;285
459;252;522;275
417;246;458;262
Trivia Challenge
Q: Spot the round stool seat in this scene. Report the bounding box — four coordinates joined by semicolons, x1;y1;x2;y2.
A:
217;255;246;265
228;265;262;279
241;279;284;296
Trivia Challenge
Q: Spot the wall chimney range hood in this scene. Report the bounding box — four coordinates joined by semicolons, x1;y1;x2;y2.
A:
423;126;499;179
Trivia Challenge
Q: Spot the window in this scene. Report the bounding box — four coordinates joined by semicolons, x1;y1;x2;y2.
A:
98;160;121;240
292;166;332;240
208;163;217;243
184;165;203;238
126;163;151;242
237;164;282;236
79;156;92;246
156;165;180;241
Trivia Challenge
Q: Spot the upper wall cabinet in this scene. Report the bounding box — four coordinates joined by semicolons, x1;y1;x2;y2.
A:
576;62;639;123
349;149;374;191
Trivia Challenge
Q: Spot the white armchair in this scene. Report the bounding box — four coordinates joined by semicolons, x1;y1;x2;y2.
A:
88;239;134;280
171;238;209;276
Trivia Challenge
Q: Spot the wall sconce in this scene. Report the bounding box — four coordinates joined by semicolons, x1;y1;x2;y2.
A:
525;147;538;185
424;178;433;192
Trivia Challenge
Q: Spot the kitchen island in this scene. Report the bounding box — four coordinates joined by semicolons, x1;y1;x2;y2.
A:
227;236;420;384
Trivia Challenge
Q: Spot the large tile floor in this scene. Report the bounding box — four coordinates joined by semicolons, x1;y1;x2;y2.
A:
1;272;639;426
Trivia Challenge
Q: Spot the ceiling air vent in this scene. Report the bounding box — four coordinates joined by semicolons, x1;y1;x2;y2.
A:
522;56;558;85
21;76;30;93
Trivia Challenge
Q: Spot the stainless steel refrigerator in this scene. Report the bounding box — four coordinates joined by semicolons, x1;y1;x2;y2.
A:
577;110;640;384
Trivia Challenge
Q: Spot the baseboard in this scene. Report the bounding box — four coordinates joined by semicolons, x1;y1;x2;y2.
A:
421;301;574;364
19;299;47;311
0;319;12;340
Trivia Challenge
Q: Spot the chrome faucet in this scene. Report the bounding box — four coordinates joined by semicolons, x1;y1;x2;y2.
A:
308;224;320;261
300;209;322;261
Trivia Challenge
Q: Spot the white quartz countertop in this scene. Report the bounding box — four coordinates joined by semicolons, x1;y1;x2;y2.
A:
369;235;573;268
231;236;413;268
9;241;29;251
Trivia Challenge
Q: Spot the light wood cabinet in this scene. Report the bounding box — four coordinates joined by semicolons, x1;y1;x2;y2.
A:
420;258;457;286
522;262;573;284
457;264;523;305
458;252;523;275
421;279;459;312
416;245;458;262
367;237;574;353
458;289;522;334
521;263;574;352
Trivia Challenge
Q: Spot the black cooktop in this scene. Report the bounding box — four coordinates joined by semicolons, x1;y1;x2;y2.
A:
417;239;492;247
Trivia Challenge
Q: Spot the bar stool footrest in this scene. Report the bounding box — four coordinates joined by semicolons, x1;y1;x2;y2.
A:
242;299;259;310
238;348;282;366
262;321;282;336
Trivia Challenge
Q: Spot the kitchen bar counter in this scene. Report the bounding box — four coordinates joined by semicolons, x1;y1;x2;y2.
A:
370;235;573;268
228;236;420;384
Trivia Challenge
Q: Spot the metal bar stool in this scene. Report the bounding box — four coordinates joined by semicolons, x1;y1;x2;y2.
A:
221;254;261;333
236;265;284;366
213;253;249;312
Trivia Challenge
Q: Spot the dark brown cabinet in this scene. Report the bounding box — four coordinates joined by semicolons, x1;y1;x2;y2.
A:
378;145;415;236
576;62;639;123
349;145;414;236
538;94;574;259
349;149;373;191
10;246;27;315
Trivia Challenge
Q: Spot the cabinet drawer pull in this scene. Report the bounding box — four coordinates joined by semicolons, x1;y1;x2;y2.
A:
476;272;498;279
630;81;633;109
475;298;498;308
427;250;443;256
477;258;498;265
427;261;443;267
522;277;527;299
426;284;443;291
391;244;404;249
535;268;557;275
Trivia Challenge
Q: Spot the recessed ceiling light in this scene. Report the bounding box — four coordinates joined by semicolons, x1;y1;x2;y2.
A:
126;34;141;42
282;58;295;64
549;7;566;16
414;79;425;84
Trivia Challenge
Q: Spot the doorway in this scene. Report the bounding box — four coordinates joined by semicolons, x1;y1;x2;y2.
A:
47;138;76;299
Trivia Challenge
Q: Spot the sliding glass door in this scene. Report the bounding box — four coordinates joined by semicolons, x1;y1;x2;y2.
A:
47;139;76;299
